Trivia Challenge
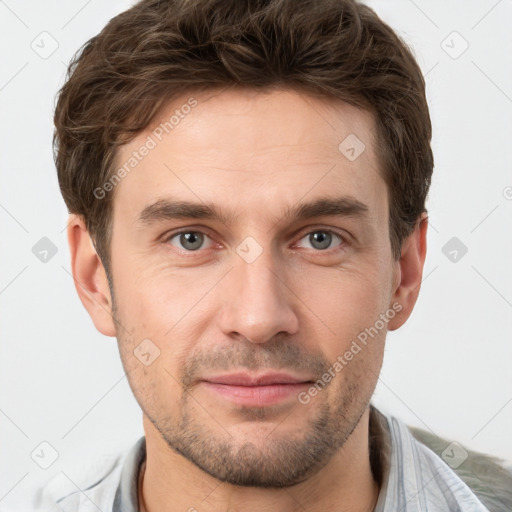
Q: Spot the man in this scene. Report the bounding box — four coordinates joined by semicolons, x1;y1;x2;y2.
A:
42;0;512;510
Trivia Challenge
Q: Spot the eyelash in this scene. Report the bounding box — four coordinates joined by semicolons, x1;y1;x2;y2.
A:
162;227;348;254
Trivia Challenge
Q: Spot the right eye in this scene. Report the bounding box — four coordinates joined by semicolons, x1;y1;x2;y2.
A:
165;231;215;252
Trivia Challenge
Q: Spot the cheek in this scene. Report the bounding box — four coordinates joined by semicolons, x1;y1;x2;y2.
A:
121;350;183;420
112;271;212;386
113;260;213;333
295;264;389;347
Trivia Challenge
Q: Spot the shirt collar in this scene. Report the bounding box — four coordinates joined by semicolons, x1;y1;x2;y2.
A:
113;435;146;512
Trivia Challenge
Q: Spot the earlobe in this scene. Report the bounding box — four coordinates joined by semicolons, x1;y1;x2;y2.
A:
387;213;428;331
67;214;117;337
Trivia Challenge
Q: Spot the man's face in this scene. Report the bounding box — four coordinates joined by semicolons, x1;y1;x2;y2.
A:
109;87;399;487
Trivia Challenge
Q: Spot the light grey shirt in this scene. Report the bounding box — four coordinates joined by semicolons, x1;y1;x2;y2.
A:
40;405;500;511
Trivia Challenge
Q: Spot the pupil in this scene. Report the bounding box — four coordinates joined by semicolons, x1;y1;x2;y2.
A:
181;232;202;250
311;231;331;250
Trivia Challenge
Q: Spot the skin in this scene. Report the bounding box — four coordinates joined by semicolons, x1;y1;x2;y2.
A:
68;87;428;512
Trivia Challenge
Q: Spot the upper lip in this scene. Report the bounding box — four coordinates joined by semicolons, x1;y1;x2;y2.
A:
203;372;313;386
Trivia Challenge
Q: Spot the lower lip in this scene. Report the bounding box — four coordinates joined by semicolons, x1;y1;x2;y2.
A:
202;382;311;406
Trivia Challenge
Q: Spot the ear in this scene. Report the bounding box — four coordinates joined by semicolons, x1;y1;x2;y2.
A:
67;214;116;337
387;212;428;331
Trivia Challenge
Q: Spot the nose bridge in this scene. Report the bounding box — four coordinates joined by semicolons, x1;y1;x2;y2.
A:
219;241;299;343
238;247;281;300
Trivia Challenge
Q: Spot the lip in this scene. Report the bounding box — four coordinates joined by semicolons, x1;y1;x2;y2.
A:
203;372;313;386
200;372;314;406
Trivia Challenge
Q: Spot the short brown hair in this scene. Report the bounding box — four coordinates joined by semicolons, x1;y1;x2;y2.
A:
54;0;433;280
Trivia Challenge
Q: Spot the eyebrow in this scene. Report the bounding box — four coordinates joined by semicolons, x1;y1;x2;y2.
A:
136;195;369;227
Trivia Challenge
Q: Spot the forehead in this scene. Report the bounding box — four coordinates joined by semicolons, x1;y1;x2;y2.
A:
111;87;386;227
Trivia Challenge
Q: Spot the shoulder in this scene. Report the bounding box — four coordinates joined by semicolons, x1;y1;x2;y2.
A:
408;424;512;512
37;443;134;512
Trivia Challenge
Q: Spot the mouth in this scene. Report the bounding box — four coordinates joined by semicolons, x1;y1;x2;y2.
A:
200;372;314;406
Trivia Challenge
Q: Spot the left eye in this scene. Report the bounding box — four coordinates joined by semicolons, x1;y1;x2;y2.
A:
167;231;214;251
296;230;343;251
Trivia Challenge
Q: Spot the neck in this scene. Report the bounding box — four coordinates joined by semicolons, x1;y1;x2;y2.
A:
140;407;380;512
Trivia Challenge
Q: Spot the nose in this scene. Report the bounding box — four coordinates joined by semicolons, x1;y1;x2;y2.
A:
218;247;299;344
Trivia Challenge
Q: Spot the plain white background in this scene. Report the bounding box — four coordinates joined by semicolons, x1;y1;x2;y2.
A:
0;0;511;509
